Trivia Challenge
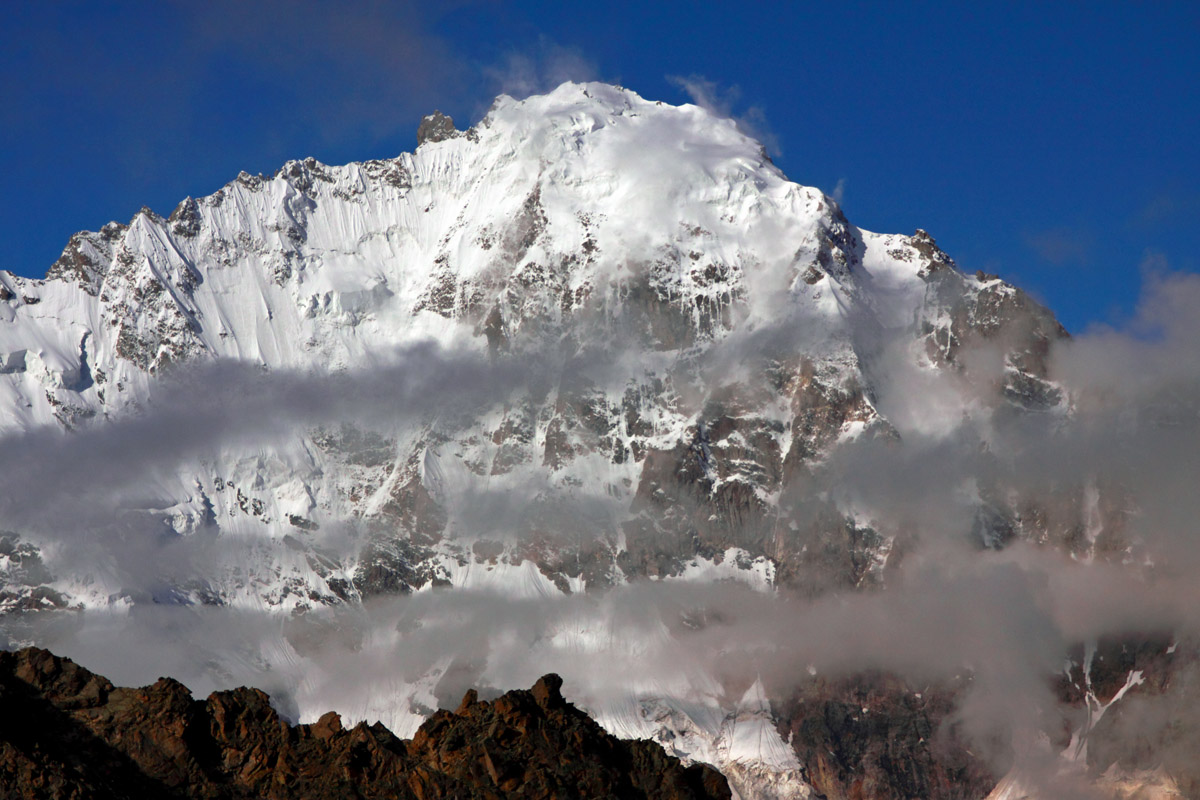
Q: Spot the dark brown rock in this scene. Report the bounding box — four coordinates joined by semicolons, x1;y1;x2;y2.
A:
417;112;460;146
776;672;1000;800
0;647;731;800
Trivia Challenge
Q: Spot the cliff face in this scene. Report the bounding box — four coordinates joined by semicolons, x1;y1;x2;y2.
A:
776;672;1000;800
0;647;729;800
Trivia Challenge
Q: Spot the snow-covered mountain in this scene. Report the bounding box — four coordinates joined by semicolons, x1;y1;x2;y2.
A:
2;82;1156;799
0;80;1064;597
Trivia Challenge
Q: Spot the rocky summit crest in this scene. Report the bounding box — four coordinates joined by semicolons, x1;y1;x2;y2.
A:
416;110;461;146
0;647;730;799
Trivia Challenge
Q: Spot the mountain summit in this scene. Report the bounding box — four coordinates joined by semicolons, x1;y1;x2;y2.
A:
0;83;1131;799
0;81;1063;600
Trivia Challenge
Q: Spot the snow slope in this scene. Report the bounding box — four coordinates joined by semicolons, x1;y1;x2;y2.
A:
0;82;1072;798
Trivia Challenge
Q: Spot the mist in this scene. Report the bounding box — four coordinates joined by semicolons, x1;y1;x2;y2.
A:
3;269;1200;797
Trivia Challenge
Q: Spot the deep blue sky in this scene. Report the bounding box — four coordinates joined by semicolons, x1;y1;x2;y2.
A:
2;1;1196;333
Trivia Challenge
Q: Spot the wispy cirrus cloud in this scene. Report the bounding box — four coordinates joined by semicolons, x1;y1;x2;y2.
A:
666;74;781;158
1023;225;1092;266
1129;187;1200;231
175;0;475;144
481;37;599;104
832;177;847;204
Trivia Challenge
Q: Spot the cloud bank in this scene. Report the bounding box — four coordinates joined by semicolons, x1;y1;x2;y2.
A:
3;270;1200;795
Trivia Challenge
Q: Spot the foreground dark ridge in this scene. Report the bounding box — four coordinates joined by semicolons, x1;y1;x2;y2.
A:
0;647;730;799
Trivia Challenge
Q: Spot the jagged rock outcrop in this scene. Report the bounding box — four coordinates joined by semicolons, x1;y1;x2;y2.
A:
416;111;461;146
0;647;730;800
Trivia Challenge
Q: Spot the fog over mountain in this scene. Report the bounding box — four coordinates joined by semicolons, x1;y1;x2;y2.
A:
1;83;1197;799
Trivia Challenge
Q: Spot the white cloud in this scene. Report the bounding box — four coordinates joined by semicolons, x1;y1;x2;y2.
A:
666;74;781;158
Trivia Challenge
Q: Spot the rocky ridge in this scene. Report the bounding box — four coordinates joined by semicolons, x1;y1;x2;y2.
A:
0;646;729;800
